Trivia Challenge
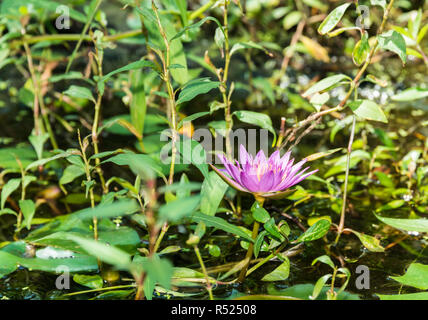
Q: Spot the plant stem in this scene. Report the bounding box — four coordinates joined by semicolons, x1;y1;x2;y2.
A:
91;44;107;193
66;0;103;73
335;1;395;243
237;197;265;284
13;30;142;47
152;1;178;185
21;29;58;149
335;115;356;243
194;245;214;300
78;130;98;241
221;1;233;159
189;0;217;20
280;0;396;152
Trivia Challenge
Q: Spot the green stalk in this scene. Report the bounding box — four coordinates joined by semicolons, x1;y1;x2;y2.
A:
66;0;103;72
335;115;356;243
222;2;233;159
194;245;214;300
189;0;217;20
237;197;264;282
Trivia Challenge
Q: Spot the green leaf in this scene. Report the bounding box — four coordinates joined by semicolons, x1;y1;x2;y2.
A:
233;110;277;146
374;171;395;188
262;258;290;281
309;92;329;112
348;99;388;123
0;147;37;170
268;283;360;300
295;219;331;243
176;136;209;180
207;244;221;257
310;274;332;300
1;178;20;209
392;88;428;101
73;274;104;289
376;199;405;212
378;30;407;64
98;60;156;94
60;164;85;185
26;150;76;171
390;263;428;290
302;74;351;97
350;230;384;252
353;31;370;66
159;195;201;223
370;0;386;9
29;133;49;160
378;292;428;300
375;214;428;233
264;218;285;242
254;230;267;258
283;11;303;30
178;111;210;129
230;41;270;57
171;16;224;41
200;171;228;216
253;77;275;105
190;212;254;243
105;153;163;180
19;199;35;230
130;69;147;136
140;256;174;290
137;5;189;84
176;78;220;105
252;206;270;224
74;200;140;221
318;3;352;35
63;85;95;103
0;250;98;277
63;234;132;270
312;255;335;269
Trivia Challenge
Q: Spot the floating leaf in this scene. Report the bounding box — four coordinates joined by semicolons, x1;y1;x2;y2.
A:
390;263;428;290
262;258;290;281
375;214;428;233
73;274;104;289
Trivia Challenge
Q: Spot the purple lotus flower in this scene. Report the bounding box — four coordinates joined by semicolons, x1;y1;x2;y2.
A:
211;145;317;199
